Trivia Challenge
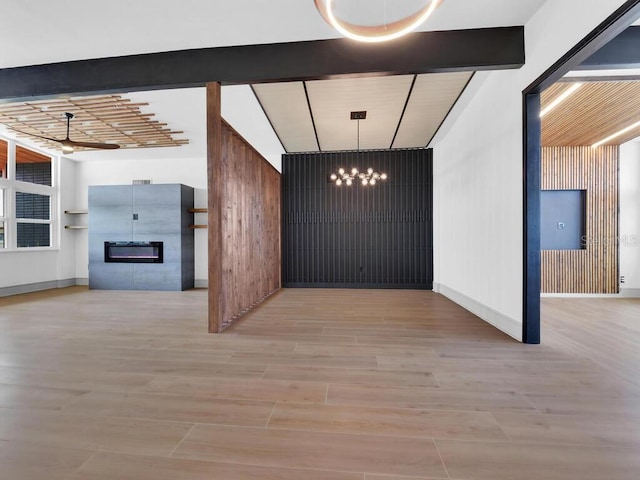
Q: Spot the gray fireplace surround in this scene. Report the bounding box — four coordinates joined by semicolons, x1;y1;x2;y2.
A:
88;183;194;291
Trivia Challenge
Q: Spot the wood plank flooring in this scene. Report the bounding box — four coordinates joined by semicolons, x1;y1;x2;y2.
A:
0;287;639;479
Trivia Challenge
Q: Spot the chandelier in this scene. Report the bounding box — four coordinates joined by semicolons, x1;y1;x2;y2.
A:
330;167;387;186
314;0;444;43
328;110;388;186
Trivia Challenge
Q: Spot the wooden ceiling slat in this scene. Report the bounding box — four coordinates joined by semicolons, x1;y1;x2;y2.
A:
0;94;188;152
542;81;640;146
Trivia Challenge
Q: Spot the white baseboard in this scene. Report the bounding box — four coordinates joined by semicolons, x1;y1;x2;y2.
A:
541;293;621;298
433;282;522;341
0;277;208;297
0;278;78;298
620;288;640;298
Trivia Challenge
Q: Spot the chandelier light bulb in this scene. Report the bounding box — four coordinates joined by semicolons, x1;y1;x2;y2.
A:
329;166;388;187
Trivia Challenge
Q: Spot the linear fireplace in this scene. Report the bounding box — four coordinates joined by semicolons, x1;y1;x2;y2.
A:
104;241;163;263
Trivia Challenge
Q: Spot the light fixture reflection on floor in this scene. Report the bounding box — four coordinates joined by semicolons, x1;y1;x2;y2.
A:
314;0;444;43
330;167;388;186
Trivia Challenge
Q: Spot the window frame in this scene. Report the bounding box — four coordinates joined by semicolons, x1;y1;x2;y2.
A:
0;136;58;252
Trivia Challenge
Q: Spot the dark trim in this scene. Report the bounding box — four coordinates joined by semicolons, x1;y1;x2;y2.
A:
578;26;640;70
284;282;433;290
0;27;525;101
523;93;541;345
426;71;475;147
524;1;640;94
249;85;288;153
390;74;417;149
522;0;640;344
303;81;322;152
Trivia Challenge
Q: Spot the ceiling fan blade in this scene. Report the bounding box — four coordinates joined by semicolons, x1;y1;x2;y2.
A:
66;140;121;150
6;126;62;143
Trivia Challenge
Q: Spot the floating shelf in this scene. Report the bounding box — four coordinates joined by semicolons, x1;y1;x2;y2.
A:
188;224;208;229
189;208;208;213
64;210;88;215
65;225;88;230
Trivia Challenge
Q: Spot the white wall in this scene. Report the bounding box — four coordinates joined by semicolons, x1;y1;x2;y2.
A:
432;0;633;340
0;155;76;292
620;139;640;293
74;156;208;283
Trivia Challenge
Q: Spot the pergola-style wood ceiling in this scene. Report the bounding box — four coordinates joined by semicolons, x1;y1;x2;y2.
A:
0;95;189;153
541;81;640;147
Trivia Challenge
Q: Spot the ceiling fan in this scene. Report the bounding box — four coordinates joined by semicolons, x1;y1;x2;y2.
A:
10;112;120;154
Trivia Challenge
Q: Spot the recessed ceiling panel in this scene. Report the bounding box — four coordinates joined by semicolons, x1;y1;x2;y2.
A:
252;82;318;153
393;72;473;148
542;81;640;146
306;75;414;151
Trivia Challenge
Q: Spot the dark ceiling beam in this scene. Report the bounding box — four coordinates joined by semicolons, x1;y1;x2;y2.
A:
578;26;640;69
0;27;524;101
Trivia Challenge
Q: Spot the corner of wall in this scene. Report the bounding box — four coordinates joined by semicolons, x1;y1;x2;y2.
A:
434;282;523;342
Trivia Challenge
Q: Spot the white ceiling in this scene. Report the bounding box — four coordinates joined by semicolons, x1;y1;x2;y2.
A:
253;72;473;152
0;0;549;169
0;0;547;69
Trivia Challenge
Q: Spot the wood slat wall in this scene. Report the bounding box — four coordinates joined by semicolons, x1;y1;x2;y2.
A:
216;121;281;332
541;146;619;294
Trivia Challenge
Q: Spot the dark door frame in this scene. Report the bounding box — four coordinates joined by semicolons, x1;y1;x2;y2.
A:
522;0;640;344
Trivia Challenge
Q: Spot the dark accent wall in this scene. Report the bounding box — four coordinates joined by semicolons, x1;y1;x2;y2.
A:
282;149;433;289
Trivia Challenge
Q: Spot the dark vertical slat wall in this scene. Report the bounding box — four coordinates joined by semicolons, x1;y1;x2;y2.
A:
282;149;433;289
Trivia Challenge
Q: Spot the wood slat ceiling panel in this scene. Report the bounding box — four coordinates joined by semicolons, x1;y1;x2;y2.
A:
542;81;640;147
16;145;50;164
0;138;7;166
393;72;473;148
0;95;188;153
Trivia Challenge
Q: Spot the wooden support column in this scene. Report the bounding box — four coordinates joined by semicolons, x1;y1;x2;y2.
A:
207;82;223;333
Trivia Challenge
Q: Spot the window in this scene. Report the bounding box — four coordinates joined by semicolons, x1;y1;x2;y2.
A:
0;137;56;250
16;192;51;247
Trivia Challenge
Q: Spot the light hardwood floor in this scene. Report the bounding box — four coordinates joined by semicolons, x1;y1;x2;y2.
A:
0;287;639;479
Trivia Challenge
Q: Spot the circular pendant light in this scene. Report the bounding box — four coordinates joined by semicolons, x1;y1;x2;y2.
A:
314;0;443;43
